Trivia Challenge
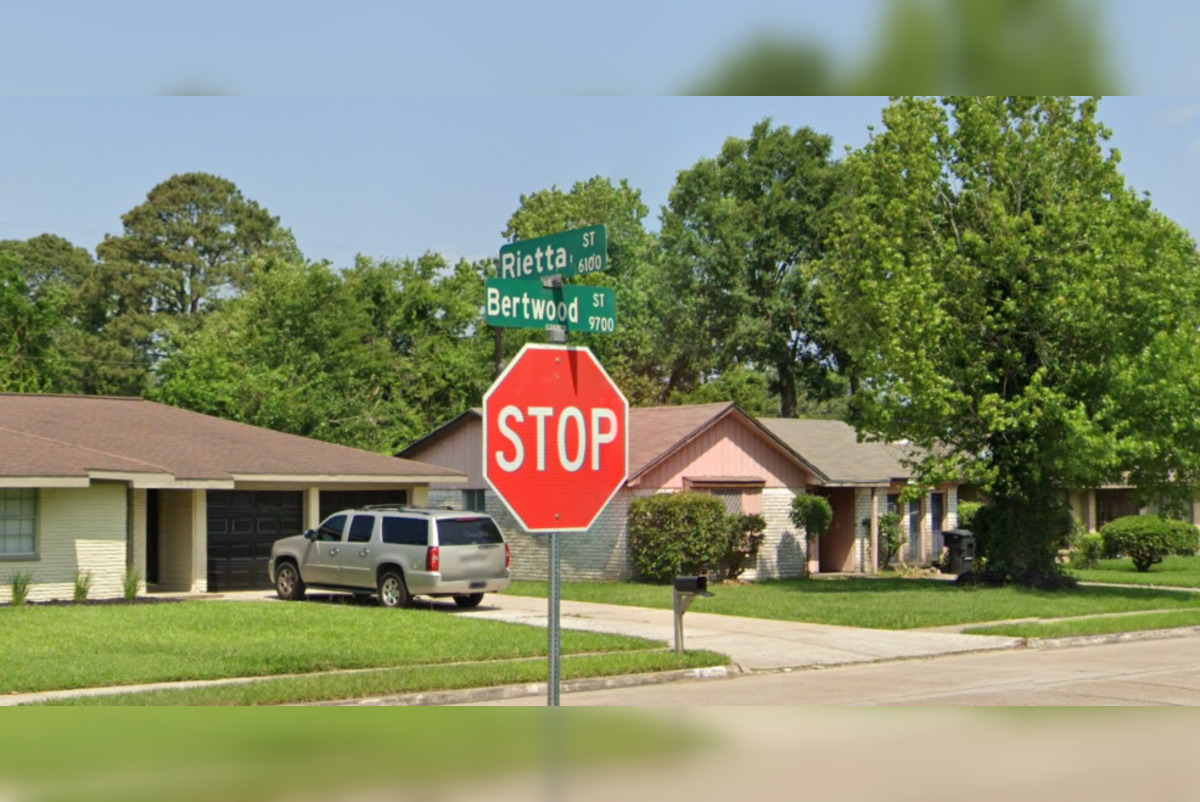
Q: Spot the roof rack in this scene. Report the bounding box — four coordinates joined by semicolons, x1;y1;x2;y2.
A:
360;504;418;511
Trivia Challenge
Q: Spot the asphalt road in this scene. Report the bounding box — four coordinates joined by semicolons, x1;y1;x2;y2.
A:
468;632;1200;705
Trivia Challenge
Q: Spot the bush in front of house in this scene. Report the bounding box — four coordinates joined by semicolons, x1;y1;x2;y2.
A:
1100;515;1200;572
789;493;833;541
1069;533;1104;570
627;492;731;583
720;513;766;581
956;501;982;532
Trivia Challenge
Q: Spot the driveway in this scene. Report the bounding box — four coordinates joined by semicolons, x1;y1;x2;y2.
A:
461;592;1021;672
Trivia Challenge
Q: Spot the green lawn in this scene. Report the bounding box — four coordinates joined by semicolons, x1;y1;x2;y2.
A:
0;709;709;801
965;608;1200;639
506;577;1200;630
0;600;703;694
1072;555;1200;588
38;650;725;705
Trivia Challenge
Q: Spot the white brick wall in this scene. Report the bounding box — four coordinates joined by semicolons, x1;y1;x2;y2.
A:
754;488;806;579
0;483;127;603
494;491;635;581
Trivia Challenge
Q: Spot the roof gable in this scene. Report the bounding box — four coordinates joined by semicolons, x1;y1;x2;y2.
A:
758;418;921;485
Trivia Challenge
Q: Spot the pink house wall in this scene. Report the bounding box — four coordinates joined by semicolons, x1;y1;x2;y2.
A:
636;416;810;490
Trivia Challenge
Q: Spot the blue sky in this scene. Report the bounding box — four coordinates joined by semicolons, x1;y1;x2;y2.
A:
1;96;1197;267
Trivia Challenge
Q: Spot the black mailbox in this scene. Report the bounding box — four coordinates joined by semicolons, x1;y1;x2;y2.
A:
674;576;712;596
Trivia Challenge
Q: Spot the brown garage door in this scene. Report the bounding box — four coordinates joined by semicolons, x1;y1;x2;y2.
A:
207;491;303;592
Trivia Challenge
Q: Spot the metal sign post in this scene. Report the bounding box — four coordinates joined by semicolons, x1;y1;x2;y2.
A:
548;532;562;706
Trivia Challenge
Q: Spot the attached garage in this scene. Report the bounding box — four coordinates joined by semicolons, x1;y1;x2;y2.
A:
206;491;304;591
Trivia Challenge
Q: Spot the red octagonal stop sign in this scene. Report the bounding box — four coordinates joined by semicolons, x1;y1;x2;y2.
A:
484;344;629;532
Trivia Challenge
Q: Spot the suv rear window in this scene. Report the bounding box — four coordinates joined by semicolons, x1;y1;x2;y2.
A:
382;517;428;546
436;517;504;546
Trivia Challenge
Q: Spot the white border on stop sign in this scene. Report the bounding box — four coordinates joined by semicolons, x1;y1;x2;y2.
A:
481;343;630;533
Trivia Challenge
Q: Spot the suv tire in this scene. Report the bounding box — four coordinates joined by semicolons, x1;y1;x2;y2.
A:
453;593;484;608
275;561;306;601
378;570;411;609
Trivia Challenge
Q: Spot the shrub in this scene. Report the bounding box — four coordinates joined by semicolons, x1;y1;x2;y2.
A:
878;511;906;570
627;492;730;583
1100;515;1200;572
790;494;833;539
1069;534;1104;570
123;568;142;602
73;570;93;604
719;513;766;581
956;501;982;532
8;570;33;606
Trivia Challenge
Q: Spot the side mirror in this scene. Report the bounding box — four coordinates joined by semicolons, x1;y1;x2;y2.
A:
304;529;317;540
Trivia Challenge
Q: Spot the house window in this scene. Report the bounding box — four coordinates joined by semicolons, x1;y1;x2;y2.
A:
0;489;36;557
463;489;487;512
710;489;744;515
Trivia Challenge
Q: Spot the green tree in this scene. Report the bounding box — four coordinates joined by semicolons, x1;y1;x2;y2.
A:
661;119;844;417
343;253;494;447
501;177;670;406
97;172;298;319
823;96;1200;584
0;250;68;391
154;260;401;451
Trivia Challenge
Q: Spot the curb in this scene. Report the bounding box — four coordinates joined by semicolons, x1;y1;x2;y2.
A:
1024;625;1200;651
307;664;740;706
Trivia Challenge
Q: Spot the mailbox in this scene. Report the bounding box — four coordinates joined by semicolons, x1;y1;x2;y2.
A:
673;576;713;596
672;575;714;654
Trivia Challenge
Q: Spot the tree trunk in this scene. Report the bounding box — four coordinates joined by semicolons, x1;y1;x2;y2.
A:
777;364;797;418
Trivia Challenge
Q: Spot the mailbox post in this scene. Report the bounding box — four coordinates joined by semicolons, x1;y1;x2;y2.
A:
673;576;714;655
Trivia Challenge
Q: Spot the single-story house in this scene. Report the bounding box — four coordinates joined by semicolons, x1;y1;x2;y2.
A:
400;402;960;580
757;418;959;572
0;393;464;602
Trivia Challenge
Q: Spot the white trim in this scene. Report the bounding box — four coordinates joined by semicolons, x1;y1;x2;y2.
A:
482;343;630;533
0;477;90;488
229;473;465;484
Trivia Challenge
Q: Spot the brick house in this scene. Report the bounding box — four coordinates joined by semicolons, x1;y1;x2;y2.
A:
0;394;463;602
400;403;962;580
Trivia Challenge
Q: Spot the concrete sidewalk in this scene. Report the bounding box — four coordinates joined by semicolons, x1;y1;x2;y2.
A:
461;593;1022;673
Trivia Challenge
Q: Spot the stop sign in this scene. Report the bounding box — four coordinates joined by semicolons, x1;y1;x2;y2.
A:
483;344;629;532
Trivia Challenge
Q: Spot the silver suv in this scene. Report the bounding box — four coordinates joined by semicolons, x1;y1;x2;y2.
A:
269;506;512;608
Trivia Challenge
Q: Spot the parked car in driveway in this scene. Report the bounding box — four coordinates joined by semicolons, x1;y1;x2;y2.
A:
269;506;512;608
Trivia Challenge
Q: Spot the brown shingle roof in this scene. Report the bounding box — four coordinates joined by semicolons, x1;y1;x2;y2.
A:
0;394;462;483
758;418;920;485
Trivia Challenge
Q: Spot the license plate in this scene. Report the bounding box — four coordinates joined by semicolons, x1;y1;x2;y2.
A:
470;581;486;589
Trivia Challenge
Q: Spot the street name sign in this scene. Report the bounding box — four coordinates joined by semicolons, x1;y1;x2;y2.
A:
498;224;607;281
483;344;629;532
485;278;615;333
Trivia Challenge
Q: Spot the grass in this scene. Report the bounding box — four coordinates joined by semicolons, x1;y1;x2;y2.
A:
964;609;1200;639
1072;555;1200;588
0;599;689;694
36;650;726;705
506;577;1200;630
0;709;710;801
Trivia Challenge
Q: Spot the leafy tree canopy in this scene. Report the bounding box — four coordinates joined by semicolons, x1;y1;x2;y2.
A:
661;118;845;417
823;96;1200;582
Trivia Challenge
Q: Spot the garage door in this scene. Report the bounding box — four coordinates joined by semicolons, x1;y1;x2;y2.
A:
207;491;303;592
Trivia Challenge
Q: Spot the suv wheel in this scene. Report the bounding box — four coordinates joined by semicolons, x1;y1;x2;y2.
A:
275;561;306;601
378;570;411;609
453;593;484;608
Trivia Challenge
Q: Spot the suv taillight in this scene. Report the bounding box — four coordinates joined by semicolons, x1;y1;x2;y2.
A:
505;543;511;568
426;546;440;572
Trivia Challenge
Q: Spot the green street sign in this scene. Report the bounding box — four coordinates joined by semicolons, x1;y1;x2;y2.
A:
498;224;607;281
486;278;616;333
